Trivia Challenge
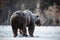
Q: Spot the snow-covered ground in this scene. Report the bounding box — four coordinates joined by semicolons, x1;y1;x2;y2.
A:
0;26;60;40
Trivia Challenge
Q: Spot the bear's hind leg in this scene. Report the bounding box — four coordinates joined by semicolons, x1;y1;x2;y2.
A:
12;26;18;37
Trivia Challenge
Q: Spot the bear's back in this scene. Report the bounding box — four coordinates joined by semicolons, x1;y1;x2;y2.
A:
23;10;35;25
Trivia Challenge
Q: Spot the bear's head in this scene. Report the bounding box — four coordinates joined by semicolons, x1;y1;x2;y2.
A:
35;15;41;26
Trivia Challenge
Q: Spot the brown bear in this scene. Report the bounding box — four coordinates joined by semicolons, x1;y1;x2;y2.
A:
10;10;41;37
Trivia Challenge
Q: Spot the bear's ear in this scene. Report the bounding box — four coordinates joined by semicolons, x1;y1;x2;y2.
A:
36;15;39;18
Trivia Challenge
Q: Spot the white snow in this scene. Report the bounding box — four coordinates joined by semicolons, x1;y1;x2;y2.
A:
0;26;60;40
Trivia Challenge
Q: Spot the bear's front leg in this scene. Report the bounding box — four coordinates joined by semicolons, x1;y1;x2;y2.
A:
19;29;23;34
19;26;28;37
28;22;35;37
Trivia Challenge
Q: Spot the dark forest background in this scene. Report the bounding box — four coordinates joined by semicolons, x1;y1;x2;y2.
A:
0;0;60;26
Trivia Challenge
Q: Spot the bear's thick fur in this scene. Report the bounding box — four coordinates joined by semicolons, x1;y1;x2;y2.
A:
10;10;41;37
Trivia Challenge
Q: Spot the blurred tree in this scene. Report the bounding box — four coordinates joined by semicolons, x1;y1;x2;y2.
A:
0;0;60;25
